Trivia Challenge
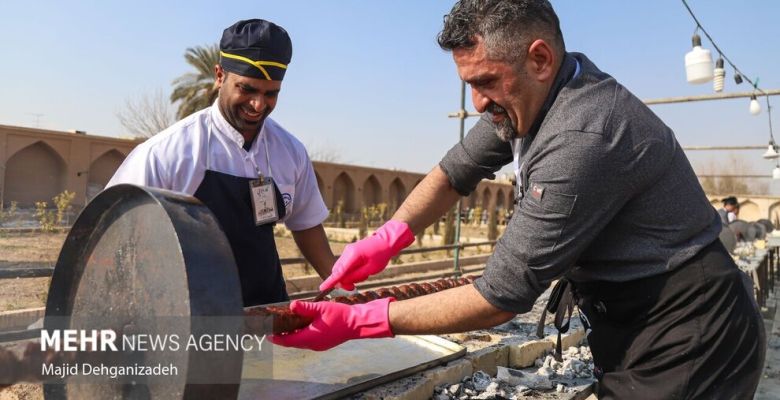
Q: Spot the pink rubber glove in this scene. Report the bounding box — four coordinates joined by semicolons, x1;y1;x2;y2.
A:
320;220;415;291
269;297;395;351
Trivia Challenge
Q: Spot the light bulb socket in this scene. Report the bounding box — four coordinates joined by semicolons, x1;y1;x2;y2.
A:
691;33;702;47
763;143;779;159
715;57;724;69
751;94;758;101
734;73;743;84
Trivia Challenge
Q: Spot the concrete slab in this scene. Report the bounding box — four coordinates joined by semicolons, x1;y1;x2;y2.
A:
464;345;509;376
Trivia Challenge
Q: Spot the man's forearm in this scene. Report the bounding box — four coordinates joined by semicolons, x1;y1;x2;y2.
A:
388;284;515;335
392;166;462;234
292;224;336;279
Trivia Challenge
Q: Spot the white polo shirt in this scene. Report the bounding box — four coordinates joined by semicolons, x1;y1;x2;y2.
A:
107;101;328;231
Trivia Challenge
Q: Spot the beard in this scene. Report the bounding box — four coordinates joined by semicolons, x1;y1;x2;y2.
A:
495;118;516;142
219;99;268;136
487;103;517;142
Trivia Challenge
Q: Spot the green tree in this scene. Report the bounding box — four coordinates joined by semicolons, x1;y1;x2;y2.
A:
171;44;220;120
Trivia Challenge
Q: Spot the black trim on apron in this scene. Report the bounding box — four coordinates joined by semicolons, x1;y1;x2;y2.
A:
545;240;765;399
193;169;288;307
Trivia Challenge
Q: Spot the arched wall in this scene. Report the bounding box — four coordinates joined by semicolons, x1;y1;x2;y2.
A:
0;125;514;212
332;172;356;213
87;150;125;200
496;189;506;210
314;171;324;197
362;175;382;207
768;201;780;227
4;141;66;206
0;125;139;208
739;200;761;222
388;178;406;212
482;187;492;208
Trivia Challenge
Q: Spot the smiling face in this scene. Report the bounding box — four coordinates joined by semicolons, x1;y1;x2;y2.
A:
215;64;281;141
453;36;557;141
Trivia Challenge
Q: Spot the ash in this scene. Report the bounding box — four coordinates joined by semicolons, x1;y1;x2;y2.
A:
431;346;595;400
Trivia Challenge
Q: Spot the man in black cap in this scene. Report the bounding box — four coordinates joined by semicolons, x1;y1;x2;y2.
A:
109;19;336;306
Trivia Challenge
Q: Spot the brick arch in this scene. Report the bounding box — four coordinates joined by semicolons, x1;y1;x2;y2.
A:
362;175;382;207
6;137;69;165
87;150;125;201
314;171;324;195
89;146;130;164
738;200;760;222
332;172;356;213
467;191;478;208
482;187;492;209
495;188;506;210
4;141;66;206
388;177;406;212
768;201;780;227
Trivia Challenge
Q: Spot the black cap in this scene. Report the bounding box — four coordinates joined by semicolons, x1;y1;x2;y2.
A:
219;19;292;81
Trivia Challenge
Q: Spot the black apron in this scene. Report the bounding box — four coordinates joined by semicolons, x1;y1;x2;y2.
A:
193;169;288;307
543;240;765;399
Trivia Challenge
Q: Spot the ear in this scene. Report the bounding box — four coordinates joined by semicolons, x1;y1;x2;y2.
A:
214;64;226;88
525;39;556;82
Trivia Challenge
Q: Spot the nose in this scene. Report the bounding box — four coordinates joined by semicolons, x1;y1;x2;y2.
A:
249;96;266;112
471;88;491;113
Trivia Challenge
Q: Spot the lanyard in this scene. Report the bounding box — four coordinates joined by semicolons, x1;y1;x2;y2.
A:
510;137;523;191
261;130;273;180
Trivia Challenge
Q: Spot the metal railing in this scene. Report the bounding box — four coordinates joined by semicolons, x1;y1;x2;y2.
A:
278;240;497;265
0;241;498;279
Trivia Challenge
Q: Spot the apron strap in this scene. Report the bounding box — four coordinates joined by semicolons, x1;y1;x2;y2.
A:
537;278;577;361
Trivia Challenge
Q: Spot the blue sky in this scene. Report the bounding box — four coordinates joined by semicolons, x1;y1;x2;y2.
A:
1;1;779;186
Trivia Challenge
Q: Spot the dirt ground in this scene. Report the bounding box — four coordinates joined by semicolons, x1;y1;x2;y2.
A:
0;225;499;313
0;384;42;400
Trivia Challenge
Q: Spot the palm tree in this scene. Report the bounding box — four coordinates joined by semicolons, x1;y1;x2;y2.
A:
170;44;220;120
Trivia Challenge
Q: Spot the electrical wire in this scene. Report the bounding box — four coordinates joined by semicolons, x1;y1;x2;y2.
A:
681;0;775;141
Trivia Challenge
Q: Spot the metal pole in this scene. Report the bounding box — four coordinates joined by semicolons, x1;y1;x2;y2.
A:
682;145;765;151
643;89;780;105
448;89;780;115
453;81;466;275
696;174;774;178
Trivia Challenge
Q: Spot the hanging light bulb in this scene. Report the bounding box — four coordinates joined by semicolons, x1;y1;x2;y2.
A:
734;72;743;85
750;94;762;115
763;141;779;159
685;33;714;84
772;164;780;180
713;57;725;92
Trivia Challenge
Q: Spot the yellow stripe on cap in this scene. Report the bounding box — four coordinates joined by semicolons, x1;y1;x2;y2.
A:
220;51;287;80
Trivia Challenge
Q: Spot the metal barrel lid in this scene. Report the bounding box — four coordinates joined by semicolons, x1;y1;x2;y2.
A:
752;222;767;240
44;184;243;399
757;218;775;234
719;225;737;254
728;219;756;242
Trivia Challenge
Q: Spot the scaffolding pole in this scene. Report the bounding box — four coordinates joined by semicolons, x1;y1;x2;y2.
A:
448;89;780;118
644;89;780;105
453;81;466;275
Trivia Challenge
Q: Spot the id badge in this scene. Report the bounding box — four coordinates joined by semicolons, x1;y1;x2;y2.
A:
250;177;279;226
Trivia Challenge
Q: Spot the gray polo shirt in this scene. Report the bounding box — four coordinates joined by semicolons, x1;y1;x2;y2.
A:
439;52;721;314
